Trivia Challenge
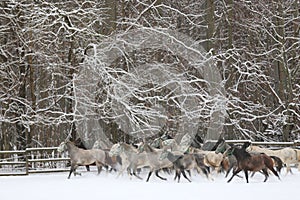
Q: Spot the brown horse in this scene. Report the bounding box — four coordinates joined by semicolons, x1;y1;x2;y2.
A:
227;143;280;183
58;141;106;179
247;144;298;174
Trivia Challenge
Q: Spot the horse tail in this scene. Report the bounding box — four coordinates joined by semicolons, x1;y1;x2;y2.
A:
117;155;122;165
263;155;280;179
101;151;111;170
194;154;210;178
270;156;283;174
203;156;211;168
104;151;110;163
221;157;230;172
294;149;300;162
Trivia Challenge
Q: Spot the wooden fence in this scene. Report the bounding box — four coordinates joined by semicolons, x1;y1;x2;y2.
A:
0;147;70;176
0;140;299;176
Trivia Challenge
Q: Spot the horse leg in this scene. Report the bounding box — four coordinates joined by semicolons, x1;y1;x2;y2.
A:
181;170;191;182
155;170;167;181
264;158;281;181
72;164;81;177
244;170;249;183
225;167;231;178
132;172;143;180
267;164;281;180
96;162;103;175
250;171;256;178
116;164;127;178
74;170;81;176
146;170;153;182
116;169;124;178
163;167;171;175
174;170;178;181
287;164;293;175
137;168;142;175
187;170;192;178
227;168;242;183
201;166;210;180
132;167;143;180
127;166;132;176
68;164;80;178
225;165;235;178
177;171;181;183
262;168;269;182
103;165;109;173
68;165;75;179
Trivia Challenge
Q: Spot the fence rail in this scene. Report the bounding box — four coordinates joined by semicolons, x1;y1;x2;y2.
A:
224;140;300;146
0;140;300;176
0;147;70;176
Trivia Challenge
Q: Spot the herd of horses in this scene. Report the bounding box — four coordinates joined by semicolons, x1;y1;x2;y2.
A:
57;138;300;183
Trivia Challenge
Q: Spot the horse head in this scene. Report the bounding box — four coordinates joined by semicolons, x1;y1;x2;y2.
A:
57;134;73;153
109;143;124;156
150;138;161;148
224;144;238;156
57;141;68;153
135;141;145;153
109;143;120;156
215;140;229;154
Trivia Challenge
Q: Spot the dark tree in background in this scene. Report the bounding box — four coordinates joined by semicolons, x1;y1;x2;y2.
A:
0;0;299;150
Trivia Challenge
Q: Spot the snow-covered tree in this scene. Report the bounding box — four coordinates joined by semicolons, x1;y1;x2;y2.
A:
0;0;299;150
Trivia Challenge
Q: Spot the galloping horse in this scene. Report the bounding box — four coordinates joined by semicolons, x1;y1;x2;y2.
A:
247;144;298;174
141;143;174;182
227;143;280;183
58;141;106;179
109;142;149;179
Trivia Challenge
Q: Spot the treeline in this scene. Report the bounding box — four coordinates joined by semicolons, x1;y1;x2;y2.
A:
0;0;299;150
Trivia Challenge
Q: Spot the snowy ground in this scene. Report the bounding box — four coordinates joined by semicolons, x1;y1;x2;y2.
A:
1;167;299;200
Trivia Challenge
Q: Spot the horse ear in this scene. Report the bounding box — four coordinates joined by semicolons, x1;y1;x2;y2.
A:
242;142;251;149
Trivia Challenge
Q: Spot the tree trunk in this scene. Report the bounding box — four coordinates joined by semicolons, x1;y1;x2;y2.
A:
275;2;291;141
206;0;215;53
17;65;27;149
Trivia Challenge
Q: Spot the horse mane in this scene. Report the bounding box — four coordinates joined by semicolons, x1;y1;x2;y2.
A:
234;145;252;158
121;143;137;152
211;138;225;151
143;143;155;152
65;141;82;153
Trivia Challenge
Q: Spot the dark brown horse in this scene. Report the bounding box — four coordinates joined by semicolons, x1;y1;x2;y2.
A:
227;143;280;183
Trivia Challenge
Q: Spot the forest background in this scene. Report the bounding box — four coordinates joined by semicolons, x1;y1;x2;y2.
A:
0;0;299;150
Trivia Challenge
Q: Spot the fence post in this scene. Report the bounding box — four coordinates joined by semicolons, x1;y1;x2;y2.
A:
25;149;29;175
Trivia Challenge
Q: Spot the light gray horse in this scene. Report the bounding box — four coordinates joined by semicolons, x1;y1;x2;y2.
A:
109;142;149;179
110;142;175;181
58;141;106;179
140;143;174;182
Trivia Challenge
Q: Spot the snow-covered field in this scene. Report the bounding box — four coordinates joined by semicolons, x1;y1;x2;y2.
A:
1;167;299;200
